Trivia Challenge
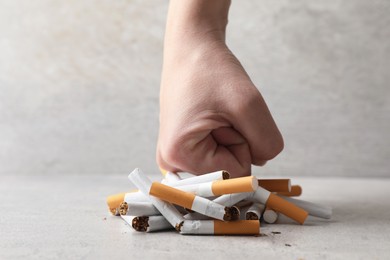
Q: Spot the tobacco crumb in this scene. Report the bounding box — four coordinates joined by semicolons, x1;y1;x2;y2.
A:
103;217;107;221
224;206;239;221
271;231;281;234
132;216;149;232
285;244;291;247
259;233;268;237
246;212;259;220
119;202;129;215
222;170;230;180
175;221;184;232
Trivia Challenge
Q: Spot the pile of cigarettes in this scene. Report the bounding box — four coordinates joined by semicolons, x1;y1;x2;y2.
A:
106;168;332;235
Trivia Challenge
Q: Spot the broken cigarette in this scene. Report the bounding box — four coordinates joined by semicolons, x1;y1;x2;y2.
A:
128;168;185;230
280;196;332;219
170;170;230;186
258;179;291;192
263;207;278;224
277;185;302;197
149;182;238;221
180;220;260;235
250;186;308;224
106;190;151;215
176;176;258;197
129;215;173;232
119;201;160;216
106;192;127;215
245;203;265;220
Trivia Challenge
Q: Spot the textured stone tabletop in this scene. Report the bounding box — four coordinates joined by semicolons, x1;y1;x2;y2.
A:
1;174;390;259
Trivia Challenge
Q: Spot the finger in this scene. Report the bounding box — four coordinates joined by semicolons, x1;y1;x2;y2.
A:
232;90;284;165
158;127;251;178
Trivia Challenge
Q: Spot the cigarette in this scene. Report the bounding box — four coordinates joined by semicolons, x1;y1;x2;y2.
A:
250;187;308;224
180;220;260;235
128;168;185;230
106;189;151;215
169;170;230;187
175;176;258;197
245;203;265;220
263;207;278;224
277;185;302;197
119;201;160;216
258;179;291;192
149;182;238;221
280;196;332;219
130;216;173;232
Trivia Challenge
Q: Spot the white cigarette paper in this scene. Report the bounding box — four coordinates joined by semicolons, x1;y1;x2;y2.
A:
280;196;332;219
128;168;184;230
213;192;251;207
168;170;229;187
120;201;160;216
124;191;150;203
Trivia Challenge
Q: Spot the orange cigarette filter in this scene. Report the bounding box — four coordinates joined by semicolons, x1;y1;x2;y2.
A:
180;220;260;235
211;176;258;195
214;220;260;235
258;179;291;192
150;182;233;221
266;193;308;225
277;185;302;197
150;182;196;209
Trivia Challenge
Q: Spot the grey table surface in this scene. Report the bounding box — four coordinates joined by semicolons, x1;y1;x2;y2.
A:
1;174;390;260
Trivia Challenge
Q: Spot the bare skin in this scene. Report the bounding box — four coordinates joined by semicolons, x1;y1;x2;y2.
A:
157;0;284;178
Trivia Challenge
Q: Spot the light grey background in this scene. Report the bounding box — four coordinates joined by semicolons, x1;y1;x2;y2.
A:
0;0;389;177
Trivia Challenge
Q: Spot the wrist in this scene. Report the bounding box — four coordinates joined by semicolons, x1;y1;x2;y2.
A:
164;0;231;64
166;0;230;42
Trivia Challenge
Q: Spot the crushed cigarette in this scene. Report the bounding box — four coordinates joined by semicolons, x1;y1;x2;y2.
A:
106;168;332;237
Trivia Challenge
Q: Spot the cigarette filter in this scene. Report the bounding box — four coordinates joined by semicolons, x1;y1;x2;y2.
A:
128;168;185;230
180;220;260;235
149;182;238;221
280;196;332;219
119;201;160;216
258;179;291;192
176;176;258;197
263;207;278;224
250;187;308;224
245;203;265;220
170;170;230;187
277;185;302;197
129;215;173;232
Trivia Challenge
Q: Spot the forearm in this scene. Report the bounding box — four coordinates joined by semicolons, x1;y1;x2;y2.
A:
164;0;231;61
